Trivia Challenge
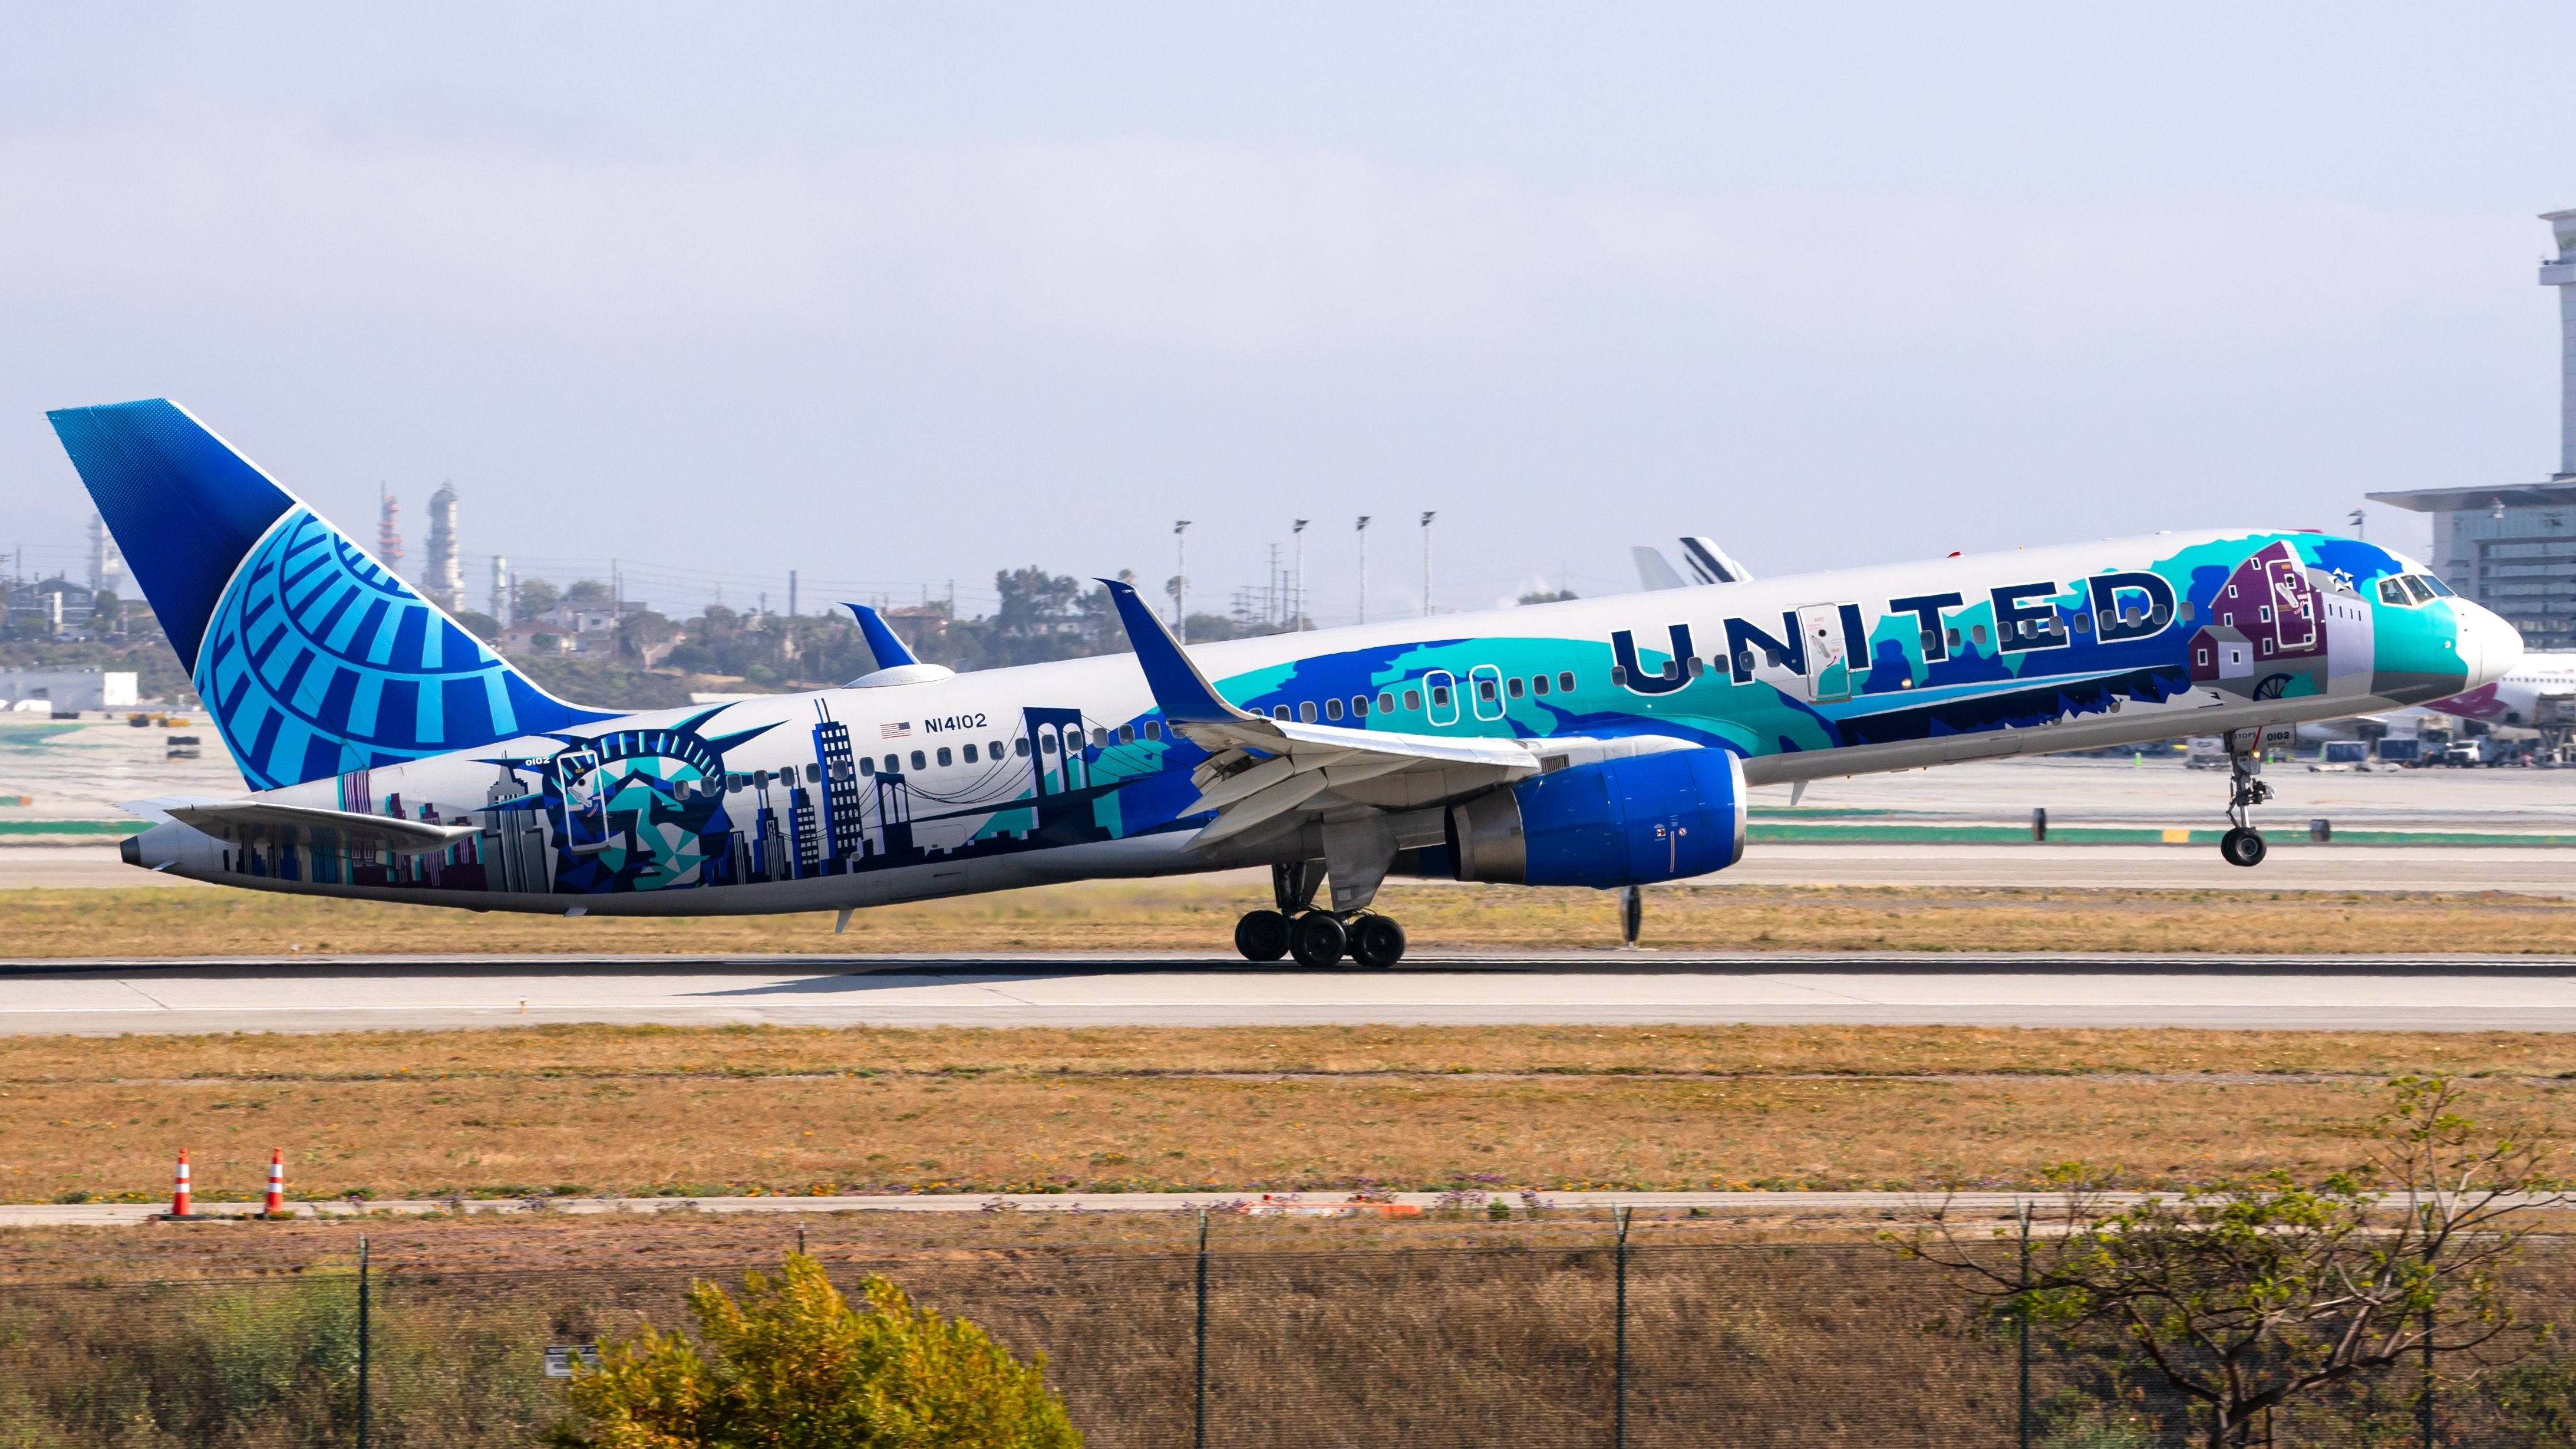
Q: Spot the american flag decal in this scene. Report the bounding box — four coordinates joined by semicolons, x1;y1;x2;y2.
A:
880;722;911;739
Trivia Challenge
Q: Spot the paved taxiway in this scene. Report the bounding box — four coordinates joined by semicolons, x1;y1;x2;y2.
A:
8;953;2576;1033
9;839;2574;893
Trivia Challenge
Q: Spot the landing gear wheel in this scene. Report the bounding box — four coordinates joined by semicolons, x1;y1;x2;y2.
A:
1288;911;1348;967
2219;826;2268;868
1347;915;1407;969
1233;909;1291;962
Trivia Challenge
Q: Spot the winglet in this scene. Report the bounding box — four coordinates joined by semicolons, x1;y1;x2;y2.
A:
1098;578;1250;724
841;602;922;671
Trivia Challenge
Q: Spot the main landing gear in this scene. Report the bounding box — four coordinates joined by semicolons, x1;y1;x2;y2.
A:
1233;861;1409;969
2219;745;2273;869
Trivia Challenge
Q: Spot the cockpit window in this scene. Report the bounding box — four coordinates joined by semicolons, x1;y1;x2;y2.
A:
2421;574;2456;598
2402;574;2435;604
2379;577;2410;607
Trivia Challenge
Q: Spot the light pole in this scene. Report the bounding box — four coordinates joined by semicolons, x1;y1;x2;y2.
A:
1355;516;1372;625
1173;520;1192;643
1291;519;1308;631
1420;511;1436;617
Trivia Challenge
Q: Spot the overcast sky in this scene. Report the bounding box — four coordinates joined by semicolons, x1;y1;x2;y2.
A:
4;4;2571;624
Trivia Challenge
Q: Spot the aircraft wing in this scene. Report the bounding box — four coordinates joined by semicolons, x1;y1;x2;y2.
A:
152;799;483;856
1099;579;1538;847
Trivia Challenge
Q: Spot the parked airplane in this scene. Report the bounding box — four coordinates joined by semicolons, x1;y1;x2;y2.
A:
62;400;2521;966
2423;654;2576;730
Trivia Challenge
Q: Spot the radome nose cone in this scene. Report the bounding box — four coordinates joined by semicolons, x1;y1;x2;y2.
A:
2469;605;2524;687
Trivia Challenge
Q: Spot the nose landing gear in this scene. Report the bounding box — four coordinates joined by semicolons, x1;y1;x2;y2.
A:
1232;859;1409;967
2219;746;2274;868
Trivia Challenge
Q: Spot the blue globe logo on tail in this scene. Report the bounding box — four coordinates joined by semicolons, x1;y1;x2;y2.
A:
48;399;612;791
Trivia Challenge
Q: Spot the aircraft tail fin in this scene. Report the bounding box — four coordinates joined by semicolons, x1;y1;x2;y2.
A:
46;399;614;791
1632;546;1687;591
1679;536;1753;585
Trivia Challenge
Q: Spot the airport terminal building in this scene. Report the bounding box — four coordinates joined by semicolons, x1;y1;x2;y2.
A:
2366;481;2576;650
2370;207;2576;650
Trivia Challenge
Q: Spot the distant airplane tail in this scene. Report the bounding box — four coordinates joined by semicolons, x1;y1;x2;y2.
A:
47;399;613;791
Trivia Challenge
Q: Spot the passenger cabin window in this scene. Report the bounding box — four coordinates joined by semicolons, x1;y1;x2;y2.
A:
859;758;875;777
961;743;978;763
936;746;952;767
1404;689;1421;710
1971;624;1987;646
1507;677;1525;697
1558;671;1575;692
1143;722;1161;740
1324;697;1344;720
1378;691;1396;712
1015;737;1031;757
911;750;926;770
1687;656;1706;678
1040;734;1056;755
1532;674;1549;695
882;755;899;773
1117;725;1134;744
1298;702;1318;722
1430;684;1450;707
2072;614;2090;633
1479;679;1499;701
1351;695;1368;717
1091;728;1110;747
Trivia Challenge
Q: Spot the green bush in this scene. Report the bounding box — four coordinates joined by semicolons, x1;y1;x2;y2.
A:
548;1254;1080;1449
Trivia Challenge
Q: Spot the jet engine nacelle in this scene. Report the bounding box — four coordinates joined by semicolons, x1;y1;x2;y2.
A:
1444;746;1746;888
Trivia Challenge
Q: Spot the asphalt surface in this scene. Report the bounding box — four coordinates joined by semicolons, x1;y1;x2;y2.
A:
9;952;2576;1032
0;1189;2093;1227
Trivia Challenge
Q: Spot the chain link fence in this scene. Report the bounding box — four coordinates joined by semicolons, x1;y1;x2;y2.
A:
4;1234;2574;1447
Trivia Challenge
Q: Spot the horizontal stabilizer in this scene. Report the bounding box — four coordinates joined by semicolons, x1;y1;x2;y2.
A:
158;799;481;856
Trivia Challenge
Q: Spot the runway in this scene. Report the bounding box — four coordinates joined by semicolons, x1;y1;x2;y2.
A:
10;952;2576;1033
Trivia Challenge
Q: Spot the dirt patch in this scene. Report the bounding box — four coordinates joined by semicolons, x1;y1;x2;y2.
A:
9;880;2576;956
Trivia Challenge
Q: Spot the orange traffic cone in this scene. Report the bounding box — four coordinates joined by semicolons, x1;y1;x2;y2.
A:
170;1149;192;1217
263;1148;285;1217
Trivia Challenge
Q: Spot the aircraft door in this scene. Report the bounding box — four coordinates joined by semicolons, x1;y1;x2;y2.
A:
1468;664;1506;722
1796;605;1851;703
553;748;611;854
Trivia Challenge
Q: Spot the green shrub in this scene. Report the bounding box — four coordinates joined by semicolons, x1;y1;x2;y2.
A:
548;1254;1080;1449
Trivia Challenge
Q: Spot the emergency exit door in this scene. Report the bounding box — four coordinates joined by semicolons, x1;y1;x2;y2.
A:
1796;604;1851;702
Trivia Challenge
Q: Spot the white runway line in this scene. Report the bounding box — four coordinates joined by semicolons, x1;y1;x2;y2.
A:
6;954;2576;1032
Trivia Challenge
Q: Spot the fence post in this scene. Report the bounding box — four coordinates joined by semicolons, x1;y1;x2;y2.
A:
2017;1202;2031;1449
1195;1208;1209;1449
2420;1303;2435;1449
357;1233;371;1449
1614;1204;1631;1449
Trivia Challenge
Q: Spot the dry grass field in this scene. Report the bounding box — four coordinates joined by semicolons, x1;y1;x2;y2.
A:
6;880;2576;955
6;1022;2573;1207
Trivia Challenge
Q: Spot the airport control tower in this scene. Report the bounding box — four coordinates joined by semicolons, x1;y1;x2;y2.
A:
2367;209;2576;650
